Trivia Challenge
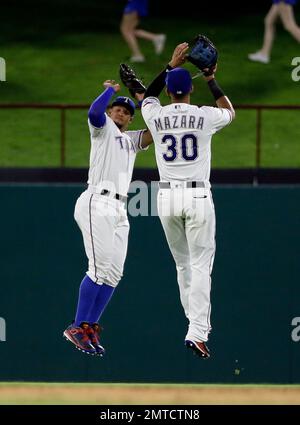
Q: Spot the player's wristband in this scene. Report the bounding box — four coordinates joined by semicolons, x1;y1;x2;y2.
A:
207;78;225;101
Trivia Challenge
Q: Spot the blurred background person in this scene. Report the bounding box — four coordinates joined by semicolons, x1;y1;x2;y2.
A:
248;0;300;63
120;0;166;63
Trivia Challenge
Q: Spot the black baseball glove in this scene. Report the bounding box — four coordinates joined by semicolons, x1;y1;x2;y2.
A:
187;35;218;76
119;63;147;97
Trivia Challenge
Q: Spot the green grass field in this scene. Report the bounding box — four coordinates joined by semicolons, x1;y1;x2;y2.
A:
1;15;300;168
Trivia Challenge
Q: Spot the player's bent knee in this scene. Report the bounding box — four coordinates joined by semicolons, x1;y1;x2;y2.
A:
103;279;119;289
86;272;120;288
284;23;297;33
105;271;123;287
86;271;102;285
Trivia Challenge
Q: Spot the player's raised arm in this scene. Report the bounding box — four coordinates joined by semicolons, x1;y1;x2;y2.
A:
143;42;189;99
88;80;121;128
203;67;235;120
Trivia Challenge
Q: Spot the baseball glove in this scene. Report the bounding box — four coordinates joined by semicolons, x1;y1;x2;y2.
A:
119;63;147;97
187;35;218;76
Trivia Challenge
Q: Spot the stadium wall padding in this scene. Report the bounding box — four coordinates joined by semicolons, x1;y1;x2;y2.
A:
0;184;299;383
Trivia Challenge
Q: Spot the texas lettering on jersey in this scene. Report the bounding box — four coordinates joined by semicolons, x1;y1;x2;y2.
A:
115;136;136;152
87;115;146;196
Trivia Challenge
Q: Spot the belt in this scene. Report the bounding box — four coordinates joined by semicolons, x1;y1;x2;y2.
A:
88;186;127;203
100;189;127;203
158;181;208;189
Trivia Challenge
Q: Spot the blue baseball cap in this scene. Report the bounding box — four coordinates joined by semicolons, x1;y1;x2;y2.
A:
166;68;192;96
111;96;135;116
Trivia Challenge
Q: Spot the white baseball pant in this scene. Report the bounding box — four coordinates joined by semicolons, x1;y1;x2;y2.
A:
157;183;216;342
74;188;129;287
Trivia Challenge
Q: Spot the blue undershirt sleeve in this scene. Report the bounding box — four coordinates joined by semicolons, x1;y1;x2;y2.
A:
88;87;115;128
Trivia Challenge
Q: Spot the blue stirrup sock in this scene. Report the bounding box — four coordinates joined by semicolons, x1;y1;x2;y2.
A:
74;275;101;326
86;283;115;324
74;274;115;326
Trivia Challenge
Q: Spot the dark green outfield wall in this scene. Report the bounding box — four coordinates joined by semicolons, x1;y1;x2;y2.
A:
0;184;299;383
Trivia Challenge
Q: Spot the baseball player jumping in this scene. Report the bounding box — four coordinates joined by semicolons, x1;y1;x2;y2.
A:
141;43;235;358
63;81;154;356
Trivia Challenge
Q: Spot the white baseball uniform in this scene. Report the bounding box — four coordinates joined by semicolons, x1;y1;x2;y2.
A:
142;97;232;342
74;115;147;287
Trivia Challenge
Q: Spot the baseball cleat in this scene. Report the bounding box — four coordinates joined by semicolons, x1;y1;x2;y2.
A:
63;322;97;355
153;34;166;55
130;55;145;63
86;323;106;356
185;339;210;359
248;52;269;64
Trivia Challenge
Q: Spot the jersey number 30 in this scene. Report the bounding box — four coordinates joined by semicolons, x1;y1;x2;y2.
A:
162;134;198;162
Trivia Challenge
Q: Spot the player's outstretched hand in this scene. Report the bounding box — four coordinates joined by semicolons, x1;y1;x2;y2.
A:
169;42;189;68
202;64;217;81
103;80;121;92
